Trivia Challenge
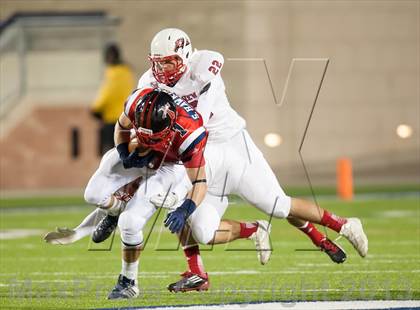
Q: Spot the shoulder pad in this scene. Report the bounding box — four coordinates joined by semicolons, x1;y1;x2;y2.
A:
137;69;157;89
190;50;224;85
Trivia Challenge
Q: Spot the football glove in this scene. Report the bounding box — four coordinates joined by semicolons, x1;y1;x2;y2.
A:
117;142;154;169
164;199;196;233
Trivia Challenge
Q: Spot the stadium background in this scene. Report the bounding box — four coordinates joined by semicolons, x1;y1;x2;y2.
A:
0;1;419;309
0;0;418;192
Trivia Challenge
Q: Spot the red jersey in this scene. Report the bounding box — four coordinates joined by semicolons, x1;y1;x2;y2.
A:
124;88;208;169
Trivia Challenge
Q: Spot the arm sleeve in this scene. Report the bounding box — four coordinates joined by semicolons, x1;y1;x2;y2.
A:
137;70;154;89
181;130;208;168
192;51;224;85
195;83;214;124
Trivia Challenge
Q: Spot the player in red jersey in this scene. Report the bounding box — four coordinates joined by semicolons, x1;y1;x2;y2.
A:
45;86;276;298
104;88;209;299
72;88;274;299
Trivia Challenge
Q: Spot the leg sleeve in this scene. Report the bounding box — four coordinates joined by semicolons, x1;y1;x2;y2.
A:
72;208;107;240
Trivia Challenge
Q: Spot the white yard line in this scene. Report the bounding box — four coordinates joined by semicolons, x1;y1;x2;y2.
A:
114;300;420;310
0;229;45;239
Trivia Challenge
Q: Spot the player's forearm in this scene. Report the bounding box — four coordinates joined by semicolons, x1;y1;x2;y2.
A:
114;114;132;146
114;124;130;145
186;182;207;207
186;166;207;207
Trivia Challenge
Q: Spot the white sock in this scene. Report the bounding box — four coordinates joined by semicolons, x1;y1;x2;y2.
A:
122;259;139;282
72;208;107;240
298;221;309;229
101;196;125;216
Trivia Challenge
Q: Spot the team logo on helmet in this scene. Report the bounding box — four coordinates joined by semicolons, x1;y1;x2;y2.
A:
174;38;184;53
174;38;190;53
158;102;176;120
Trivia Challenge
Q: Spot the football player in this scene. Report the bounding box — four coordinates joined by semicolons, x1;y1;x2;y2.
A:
138;28;367;292
46;88;275;298
46;28;368;296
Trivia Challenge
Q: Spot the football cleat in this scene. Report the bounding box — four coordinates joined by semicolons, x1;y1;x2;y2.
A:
319;238;346;264
107;274;139;299
249;220;272;265
167;271;209;293
339;218;368;257
44;227;77;245
92;214;119;243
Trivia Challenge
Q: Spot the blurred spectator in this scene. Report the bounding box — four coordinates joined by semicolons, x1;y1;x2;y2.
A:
91;43;135;155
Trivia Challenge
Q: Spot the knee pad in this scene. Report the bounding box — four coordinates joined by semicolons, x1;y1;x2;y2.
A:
191;225;216;245
84;182;111;206
84;182;114;207
118;212;144;246
84;186;100;205
271;195;292;219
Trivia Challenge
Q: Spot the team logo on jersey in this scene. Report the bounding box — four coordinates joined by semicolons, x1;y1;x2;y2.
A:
182;93;198;108
174;38;190;53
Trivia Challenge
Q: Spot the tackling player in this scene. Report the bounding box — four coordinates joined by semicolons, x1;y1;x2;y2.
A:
46;28;368;297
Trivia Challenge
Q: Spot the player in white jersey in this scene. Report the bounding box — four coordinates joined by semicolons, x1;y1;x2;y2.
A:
139;28;368;292
45;28;368;296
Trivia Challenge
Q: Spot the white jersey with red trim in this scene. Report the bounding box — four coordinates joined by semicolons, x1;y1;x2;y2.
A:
138;50;246;142
123;88;208;169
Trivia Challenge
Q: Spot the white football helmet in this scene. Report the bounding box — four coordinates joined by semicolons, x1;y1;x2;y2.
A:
149;28;192;86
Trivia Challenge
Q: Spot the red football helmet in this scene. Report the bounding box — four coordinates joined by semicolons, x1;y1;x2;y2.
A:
133;89;177;152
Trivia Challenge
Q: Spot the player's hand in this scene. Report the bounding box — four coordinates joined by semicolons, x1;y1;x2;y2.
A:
164;199;196;233
122;149;154;169
117;142;154;169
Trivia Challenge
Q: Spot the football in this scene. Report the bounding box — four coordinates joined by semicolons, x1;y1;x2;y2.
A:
128;137;150;156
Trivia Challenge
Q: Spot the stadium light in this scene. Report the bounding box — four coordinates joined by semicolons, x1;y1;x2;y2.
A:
264;133;282;147
396;124;413;139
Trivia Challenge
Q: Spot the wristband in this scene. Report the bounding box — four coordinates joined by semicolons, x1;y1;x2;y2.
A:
192;179;207;185
180;199;197;218
116;142;129;159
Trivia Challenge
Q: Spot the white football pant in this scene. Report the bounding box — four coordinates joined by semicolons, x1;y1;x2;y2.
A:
83;148;189;246
82;129;290;247
188;129;291;244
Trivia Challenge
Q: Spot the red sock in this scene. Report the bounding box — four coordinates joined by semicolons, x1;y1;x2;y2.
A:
184;245;206;276
299;222;325;247
239;222;258;238
320;210;347;233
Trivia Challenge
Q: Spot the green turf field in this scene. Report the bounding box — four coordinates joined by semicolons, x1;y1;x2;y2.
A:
0;195;419;309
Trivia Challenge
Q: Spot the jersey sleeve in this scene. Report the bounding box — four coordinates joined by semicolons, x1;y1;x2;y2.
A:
178;126;208;168
190;50;224;86
195;74;225;124
137;69;155;89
